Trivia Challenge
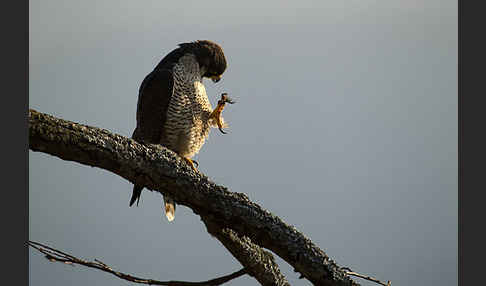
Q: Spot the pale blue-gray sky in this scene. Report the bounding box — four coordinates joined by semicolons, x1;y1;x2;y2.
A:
29;1;457;285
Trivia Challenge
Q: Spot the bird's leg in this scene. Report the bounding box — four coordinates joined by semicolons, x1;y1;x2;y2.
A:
181;157;198;171
209;93;235;134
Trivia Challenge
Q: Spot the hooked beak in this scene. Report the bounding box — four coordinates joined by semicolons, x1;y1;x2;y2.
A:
211;75;222;83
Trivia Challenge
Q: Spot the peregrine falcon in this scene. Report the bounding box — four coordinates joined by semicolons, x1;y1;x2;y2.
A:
129;40;232;222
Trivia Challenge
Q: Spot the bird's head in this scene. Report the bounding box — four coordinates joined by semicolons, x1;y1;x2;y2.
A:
179;40;227;83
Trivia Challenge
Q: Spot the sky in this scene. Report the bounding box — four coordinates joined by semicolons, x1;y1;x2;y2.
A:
29;1;457;285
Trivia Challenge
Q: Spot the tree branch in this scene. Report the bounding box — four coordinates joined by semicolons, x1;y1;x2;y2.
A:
29;109;360;286
28;240;247;286
341;268;391;286
203;219;290;286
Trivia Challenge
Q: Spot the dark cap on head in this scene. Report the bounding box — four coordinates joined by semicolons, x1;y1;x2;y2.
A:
179;40;227;80
154;40;227;82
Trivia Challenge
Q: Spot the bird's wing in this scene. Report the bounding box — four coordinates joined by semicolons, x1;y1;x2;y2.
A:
132;69;174;144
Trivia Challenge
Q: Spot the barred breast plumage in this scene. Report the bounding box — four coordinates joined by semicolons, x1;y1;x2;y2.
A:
161;53;217;159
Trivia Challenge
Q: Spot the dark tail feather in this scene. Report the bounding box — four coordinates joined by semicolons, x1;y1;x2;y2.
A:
130;185;143;207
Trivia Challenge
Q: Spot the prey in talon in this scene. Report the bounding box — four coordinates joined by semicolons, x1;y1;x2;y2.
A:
209;92;235;134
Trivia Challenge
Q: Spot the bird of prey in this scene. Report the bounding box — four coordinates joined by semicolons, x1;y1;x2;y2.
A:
129;40;233;222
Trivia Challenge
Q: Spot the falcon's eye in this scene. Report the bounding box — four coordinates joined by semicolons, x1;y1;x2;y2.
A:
210;74;222;83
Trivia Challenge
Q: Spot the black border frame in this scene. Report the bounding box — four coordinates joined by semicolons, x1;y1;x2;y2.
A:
458;0;484;285
6;0;28;285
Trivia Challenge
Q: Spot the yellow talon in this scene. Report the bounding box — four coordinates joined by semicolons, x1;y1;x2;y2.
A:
210;93;235;134
209;106;225;133
182;157;198;171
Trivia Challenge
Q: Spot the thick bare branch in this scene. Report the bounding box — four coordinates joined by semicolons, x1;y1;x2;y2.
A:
203;219;290;286
28;240;247;286
29;109;359;286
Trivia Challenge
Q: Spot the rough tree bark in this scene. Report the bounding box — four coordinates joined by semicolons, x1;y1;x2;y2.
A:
29;109;359;286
